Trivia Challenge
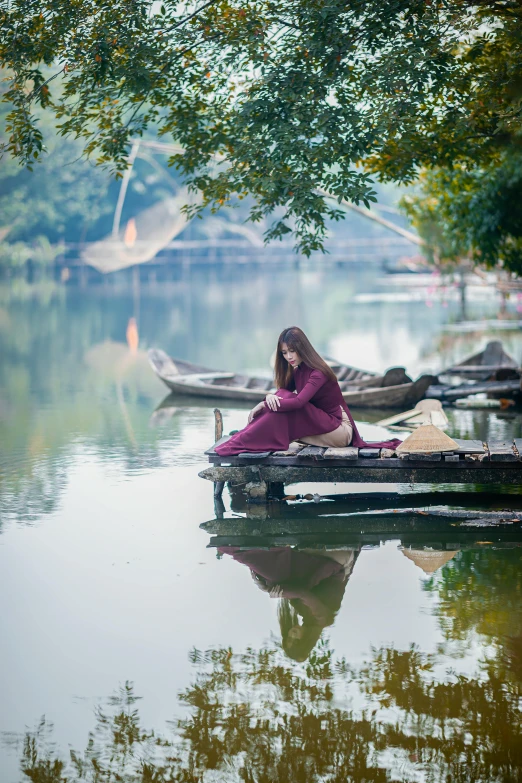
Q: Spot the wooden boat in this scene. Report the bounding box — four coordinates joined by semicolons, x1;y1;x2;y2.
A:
340;374;435;409
427;378;521;403
441;340;519;381
148;349;434;408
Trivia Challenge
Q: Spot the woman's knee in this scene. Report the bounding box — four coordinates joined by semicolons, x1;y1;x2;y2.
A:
275;389;295;399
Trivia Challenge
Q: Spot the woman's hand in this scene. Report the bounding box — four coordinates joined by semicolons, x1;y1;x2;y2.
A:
265;393;282;411
248;402;264;424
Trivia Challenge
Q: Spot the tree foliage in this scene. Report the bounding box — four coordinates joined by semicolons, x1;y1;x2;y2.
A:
1;0;522;255
401;153;522;273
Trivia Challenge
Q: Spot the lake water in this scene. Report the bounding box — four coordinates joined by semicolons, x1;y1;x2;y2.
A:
1;263;522;782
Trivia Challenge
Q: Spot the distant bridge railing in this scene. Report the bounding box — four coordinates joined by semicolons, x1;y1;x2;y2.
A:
58;237;419;268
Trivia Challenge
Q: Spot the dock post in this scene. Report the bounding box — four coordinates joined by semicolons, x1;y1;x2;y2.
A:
214;408;223;442
213;480;225;500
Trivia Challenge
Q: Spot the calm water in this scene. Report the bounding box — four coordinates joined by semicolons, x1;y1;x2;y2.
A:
1;264;522;782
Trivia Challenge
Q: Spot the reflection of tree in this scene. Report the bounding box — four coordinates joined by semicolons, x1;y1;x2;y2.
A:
0;285;195;527
0;458;68;525
425;549;522;681
15;642;522;783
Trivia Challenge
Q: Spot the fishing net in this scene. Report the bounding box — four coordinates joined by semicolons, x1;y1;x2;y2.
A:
82;187;198;273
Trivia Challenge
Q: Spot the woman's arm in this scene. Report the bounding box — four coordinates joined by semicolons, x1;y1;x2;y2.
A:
248;401;265;423
270;370;328;412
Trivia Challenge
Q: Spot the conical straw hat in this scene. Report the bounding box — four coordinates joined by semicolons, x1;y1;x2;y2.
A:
396;424;458;454
402;548;456;574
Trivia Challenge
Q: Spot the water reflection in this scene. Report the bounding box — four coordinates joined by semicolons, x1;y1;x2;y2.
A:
3;512;522;780
2;269;522;530
2;269;522;781
426;547;522;682
13;628;522;783
220;545;358;661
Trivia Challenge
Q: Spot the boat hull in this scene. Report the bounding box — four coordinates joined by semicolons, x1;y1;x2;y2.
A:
148;349;432;408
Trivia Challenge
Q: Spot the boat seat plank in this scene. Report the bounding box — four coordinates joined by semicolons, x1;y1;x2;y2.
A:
298;446;326;459
452;439;486;454
205;435;231;455
488;441;518;461
244;377;274;390
514;439;522;458
180;372;236;382
336;367;350;381
322;446;359;460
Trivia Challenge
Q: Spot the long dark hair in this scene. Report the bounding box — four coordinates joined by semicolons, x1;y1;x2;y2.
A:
277;600;324;662
274;327;337;390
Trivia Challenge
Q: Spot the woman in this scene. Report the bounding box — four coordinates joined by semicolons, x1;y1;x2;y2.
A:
215;326;401;456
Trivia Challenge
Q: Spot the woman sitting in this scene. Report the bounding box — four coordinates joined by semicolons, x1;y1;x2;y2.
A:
216;326;400;456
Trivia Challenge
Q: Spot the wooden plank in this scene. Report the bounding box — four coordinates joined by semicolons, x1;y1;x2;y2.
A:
359;448;381;459
236;451;271;459
298;446;326;459
487;440;517;461
205;435;231;455
452;439;486;454
177;372;236;382
376;409;417;427
200;464;522;491
514;439;522;458
407;452;442;461
446;364;508;374
272;442;305;457
336;367;350;381
322;446;359;460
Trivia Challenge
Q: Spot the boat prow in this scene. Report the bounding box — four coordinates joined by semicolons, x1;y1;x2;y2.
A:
441;340;520;380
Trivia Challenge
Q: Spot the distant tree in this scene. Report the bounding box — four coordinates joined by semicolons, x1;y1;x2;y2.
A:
1;1;522;256
0;100;182;267
401;154;522;274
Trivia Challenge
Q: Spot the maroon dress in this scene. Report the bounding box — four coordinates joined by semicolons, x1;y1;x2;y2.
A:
215;362;401;456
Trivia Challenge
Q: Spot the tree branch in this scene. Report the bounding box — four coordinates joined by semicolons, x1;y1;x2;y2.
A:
159;0;220;34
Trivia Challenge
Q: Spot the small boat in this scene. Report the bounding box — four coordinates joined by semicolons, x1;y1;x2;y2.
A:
427;378;521;403
148;349;434;408
339;374;435;409
441;340;519;381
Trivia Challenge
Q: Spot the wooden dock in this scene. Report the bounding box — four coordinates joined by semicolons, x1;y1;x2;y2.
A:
200;437;522;501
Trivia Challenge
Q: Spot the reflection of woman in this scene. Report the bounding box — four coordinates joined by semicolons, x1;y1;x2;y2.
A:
220;546;359;661
215;326;400;456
